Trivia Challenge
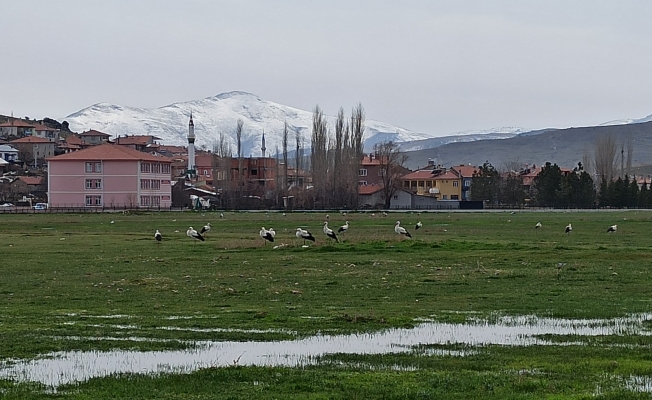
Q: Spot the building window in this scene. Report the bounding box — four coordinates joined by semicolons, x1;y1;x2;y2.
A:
251;169;257;176
464;180;471;187
378;169;386;176
152;163;161;173
151;196;160;206
393;195;399;199
358;181;367;186
359;169;367;176
152;180;160;190
95;162;102;173
451;195;459;200
453;181;459;187
140;163;151;173
443;195;448;200
140;196;150;206
85;179;102;189
140;179;150;189
85;195;101;206
162;164;170;174
85;162;93;173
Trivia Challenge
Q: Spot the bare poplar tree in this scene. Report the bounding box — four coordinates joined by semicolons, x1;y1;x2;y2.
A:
594;134;618;182
374;141;408;209
295;130;303;185
332;108;345;205
282;121;289;192
236;119;244;193
625;138;633;177
311;105;330;207
348;104;365;207
212;132;233;207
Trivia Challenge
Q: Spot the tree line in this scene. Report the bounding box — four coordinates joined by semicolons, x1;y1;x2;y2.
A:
209;104;407;210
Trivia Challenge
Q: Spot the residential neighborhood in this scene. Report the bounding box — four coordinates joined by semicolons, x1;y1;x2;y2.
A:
0;113;645;211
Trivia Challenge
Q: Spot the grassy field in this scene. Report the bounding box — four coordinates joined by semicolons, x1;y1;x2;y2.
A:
1;210;652;398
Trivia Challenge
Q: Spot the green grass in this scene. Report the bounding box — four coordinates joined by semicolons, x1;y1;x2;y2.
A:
2;210;652;398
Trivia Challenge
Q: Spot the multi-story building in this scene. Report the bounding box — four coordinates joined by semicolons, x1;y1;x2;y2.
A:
10;137;56;166
47;144;172;208
401;165;463;200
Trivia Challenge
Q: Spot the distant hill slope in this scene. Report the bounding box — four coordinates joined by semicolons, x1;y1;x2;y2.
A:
404;121;652;170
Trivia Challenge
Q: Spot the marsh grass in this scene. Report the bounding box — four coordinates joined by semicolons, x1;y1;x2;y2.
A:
2;210;652;397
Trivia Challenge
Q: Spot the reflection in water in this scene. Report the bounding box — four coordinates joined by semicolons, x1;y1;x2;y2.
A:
1;313;650;387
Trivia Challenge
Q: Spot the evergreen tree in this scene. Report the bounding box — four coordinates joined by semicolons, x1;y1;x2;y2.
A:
533;162;563;207
574;171;596;208
470;162;500;204
638;181;649;208
627;176;639;208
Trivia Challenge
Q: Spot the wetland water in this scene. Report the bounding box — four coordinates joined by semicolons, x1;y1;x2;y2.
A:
1;313;651;387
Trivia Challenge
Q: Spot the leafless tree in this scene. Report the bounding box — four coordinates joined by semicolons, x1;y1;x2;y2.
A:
374;141;408;209
311;105;330;207
594;134;618;182
236;119;244;192
212;132;233;207
282;121;289;192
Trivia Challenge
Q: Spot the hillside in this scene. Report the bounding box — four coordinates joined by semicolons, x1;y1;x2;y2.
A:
404;121;652;170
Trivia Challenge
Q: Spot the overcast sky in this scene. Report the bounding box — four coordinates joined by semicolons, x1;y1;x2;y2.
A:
2;0;652;136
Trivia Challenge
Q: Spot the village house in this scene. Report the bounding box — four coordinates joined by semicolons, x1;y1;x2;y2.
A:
401;165;462;200
114;135;162;152
358;153;386;187
10;137;56;166
32;124;60;142
10;176;45;200
79;130;111;146
0;119;35;139
0;144;19;162
47;144;172;208
450;164;478;201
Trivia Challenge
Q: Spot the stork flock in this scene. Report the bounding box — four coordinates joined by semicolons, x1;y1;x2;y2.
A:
154;212;623;247
153;213;426;246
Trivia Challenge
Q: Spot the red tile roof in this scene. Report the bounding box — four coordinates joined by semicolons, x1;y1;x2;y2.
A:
47;144;172;162
451;165;478;178
115;135;160;145
79;129;111;137
11;137;53;144
0;120;35;128
65;135;84;146
17;176;43;185
401;170;438;180
432;170;460;180
358;184;384;195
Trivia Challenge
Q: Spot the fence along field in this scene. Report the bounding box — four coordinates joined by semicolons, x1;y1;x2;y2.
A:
1;210;652;398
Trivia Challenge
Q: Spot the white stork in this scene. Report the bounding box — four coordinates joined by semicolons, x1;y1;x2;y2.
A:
535;222;542;229
187;227;205;242
260;227;274;245
200;222;211;234
323;221;339;243
607;224;617;233
296;228;315;245
154;230;162;243
268;227;276;238
337;221;349;233
415;221;422;230
565;223;572;234
219;213;224;218
395;221;412;238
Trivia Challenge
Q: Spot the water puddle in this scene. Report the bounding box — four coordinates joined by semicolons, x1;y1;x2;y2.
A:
1;313;650;387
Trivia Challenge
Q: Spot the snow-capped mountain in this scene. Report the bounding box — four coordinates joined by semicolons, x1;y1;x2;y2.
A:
64;92;435;157
398;127;526;152
599;114;652;126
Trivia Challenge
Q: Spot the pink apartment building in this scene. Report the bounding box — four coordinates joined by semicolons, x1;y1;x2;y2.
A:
47;144;173;208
